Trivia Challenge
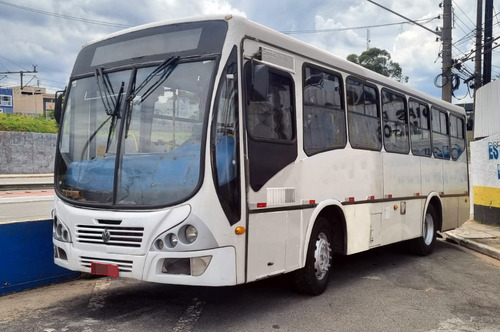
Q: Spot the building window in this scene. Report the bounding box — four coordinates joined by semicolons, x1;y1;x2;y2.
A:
0;95;12;107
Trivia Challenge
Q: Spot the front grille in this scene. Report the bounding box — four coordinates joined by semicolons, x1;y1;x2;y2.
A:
76;225;144;248
79;256;133;273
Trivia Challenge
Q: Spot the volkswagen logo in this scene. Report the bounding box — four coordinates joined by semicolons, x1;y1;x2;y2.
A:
102;229;111;243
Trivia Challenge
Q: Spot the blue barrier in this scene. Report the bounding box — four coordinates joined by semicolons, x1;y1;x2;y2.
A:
0;219;80;296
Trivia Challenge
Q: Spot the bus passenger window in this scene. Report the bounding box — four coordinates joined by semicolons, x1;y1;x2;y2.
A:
432;108;450;159
409;100;431;157
303;66;346;155
450;114;466;161
247;69;294;142
346;78;381;151
382;89;409;154
245;63;297;192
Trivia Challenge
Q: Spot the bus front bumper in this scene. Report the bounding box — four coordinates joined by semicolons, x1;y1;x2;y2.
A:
53;240;237;286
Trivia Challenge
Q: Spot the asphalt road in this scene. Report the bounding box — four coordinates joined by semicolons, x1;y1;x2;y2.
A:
1;240;499;332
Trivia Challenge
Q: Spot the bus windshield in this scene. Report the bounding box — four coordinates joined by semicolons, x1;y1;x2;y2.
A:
56;59;215;207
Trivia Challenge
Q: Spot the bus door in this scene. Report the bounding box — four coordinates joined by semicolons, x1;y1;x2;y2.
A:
242;41;299;281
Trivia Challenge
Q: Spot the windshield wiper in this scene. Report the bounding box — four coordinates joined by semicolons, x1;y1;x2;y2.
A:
125;56;179;139
95;68;117;116
105;81;125;153
80;70;125;160
127;56;179;104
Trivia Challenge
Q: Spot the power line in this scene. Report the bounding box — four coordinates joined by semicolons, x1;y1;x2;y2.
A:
452;0;476;29
454;15;474;36
0;0;132;28
454;29;475;44
367;0;441;37
0;53;29;71
281;17;438;35
456;34;500;64
494;6;500;25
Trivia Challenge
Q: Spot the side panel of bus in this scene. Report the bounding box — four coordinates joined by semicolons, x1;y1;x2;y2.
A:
240;35;469;283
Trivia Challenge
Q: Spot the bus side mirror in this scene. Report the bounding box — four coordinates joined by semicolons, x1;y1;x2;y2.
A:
54;89;66;125
250;63;269;102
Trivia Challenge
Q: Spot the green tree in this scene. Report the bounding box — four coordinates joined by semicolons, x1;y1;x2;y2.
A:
347;48;409;83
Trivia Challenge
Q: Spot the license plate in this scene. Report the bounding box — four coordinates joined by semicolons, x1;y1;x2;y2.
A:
90;263;119;277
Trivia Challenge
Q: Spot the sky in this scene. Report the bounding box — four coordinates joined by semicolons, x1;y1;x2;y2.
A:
1;0;500;104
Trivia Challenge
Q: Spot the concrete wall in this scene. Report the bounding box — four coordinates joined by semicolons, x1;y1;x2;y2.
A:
474;80;500;139
470;133;500;225
0;131;56;174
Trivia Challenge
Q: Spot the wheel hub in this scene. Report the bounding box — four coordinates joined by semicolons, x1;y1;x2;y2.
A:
423;213;434;245
314;232;331;280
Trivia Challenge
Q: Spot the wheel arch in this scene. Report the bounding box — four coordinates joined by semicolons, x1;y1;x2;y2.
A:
424;193;443;232
302;200;347;265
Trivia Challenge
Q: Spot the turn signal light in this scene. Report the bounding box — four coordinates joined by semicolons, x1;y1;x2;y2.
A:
235;226;246;235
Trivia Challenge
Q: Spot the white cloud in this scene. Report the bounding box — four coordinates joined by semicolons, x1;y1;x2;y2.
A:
392;22;442;93
201;0;247;16
0;0;498;102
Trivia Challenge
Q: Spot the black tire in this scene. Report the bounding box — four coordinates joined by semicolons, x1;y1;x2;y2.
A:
293;217;332;295
410;205;438;256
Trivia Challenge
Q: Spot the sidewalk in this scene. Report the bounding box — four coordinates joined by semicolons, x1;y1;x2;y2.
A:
444;219;500;261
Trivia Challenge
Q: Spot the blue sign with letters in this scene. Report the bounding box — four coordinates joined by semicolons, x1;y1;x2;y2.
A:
488;141;499;160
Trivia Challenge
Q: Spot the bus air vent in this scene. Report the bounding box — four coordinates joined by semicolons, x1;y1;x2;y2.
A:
97;219;122;225
267;187;296;205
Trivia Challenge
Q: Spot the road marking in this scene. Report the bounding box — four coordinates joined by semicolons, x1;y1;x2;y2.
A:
172;298;205;332
0;195;54;204
87;278;111;311
362;275;381;280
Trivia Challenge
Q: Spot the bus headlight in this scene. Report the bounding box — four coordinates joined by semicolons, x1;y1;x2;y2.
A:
155;239;165;250
167;233;179;248
150;214;219;252
53;216;72;243
185;225;198;243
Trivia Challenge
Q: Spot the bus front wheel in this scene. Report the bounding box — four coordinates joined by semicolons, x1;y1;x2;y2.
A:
410;205;438;256
293;217;332;295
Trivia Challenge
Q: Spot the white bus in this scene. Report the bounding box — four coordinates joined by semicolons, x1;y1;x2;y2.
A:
52;15;469;295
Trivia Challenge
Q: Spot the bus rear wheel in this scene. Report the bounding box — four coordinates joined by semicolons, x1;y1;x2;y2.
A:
410;205;438;256
293;217;332;295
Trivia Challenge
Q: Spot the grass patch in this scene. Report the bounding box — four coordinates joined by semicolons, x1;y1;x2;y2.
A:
0;113;58;133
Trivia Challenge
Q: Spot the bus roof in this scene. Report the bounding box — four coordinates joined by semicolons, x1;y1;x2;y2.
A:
84;14;464;115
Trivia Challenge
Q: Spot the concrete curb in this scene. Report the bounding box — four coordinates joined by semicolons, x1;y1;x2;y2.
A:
444;233;500;261
0;174;53;179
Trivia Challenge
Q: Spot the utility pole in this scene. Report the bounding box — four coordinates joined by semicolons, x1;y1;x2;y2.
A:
483;0;493;85
474;0;483;91
0;65;38;89
441;0;453;102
